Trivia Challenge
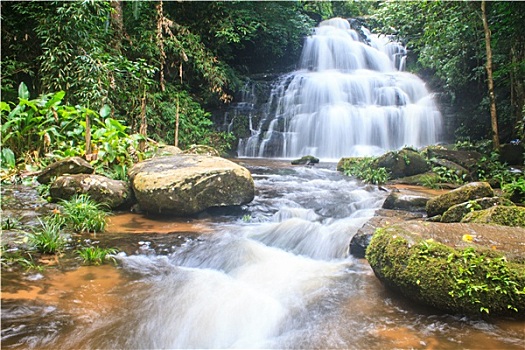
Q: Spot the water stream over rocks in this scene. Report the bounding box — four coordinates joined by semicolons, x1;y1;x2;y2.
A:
2;159;524;349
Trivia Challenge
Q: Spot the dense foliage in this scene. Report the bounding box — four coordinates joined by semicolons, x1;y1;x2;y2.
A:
2;1;523;171
372;1;525;144
1;1;318;167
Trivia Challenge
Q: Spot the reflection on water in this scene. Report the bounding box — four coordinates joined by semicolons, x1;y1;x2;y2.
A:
1;160;524;349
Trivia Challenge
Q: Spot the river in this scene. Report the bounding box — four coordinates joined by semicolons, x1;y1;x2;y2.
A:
1;159;524;349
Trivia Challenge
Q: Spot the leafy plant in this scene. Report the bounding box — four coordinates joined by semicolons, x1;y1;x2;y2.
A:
1;246;43;271
502;177;525;204
432;165;467;185
1;217;21;230
476;152;514;186
76;246;118;265
341;157;391;185
59;194;108;233
447;247;525;314
27;219;67;254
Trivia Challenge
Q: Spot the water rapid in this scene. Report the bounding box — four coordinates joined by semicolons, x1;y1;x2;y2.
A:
238;18;443;159
2;161;524;349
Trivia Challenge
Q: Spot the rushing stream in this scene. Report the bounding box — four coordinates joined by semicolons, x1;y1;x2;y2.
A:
2;160;524;349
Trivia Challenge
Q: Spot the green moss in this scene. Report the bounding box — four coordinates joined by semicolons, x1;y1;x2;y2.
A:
426;182;494;217
462;206;525;227
366;227;525;318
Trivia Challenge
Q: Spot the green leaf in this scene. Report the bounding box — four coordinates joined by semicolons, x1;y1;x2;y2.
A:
0;101;11;113
1;148;16;169
99;104;111;118
18;82;30;100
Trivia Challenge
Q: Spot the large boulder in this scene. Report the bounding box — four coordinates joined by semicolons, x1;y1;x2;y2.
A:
49;174;133;209
372;148;430;179
37;157;94;184
366;221;525;318
425;148;482;172
441;197;515;223
382;190;429;212
129;155;255;215
462;206;525;227
426;182;494;217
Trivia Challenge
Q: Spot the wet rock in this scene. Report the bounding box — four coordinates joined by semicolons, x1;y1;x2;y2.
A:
350;209;423;258
382;190;429;212
441;197;515;223
291;155;320;165
372;148;430;179
426;182;494;217
462;206;525;227
129;155;255;216
36;157;94;184
366;221;525;318
425;148;482;172
49;174;133;209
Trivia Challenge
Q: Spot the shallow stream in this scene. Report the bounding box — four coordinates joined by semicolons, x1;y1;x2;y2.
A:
1;160;524;349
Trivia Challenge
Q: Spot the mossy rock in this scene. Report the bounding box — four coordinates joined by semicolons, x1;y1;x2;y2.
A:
373;148;430;179
366;222;525;318
389;171;440;186
462;206;525;227
426;182;494;217
441;197;515;223
291;155;319;165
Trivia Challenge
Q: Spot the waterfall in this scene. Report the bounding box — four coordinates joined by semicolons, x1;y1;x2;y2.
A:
237;18;442;160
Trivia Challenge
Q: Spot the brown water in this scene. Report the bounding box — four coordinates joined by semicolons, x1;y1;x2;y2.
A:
2;160;524;349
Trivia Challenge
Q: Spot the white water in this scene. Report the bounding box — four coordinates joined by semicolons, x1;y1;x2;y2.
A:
80;163;387;349
238;18;443;160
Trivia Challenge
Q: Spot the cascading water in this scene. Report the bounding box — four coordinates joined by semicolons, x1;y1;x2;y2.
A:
2;161;524;349
238;18;443;159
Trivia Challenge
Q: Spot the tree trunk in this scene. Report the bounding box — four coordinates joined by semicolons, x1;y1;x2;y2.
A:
174;98;180;147
139;89;147;152
156;0;166;92
85;112;92;159
481;1;500;150
110;0;124;52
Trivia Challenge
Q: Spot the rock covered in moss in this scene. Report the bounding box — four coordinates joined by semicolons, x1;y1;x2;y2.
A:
366;222;525;318
441;197;515;223
291;155;319;165
462;206;525;227
372;148;430;179
129;155;254;216
426;182;494;217
37;157;94;184
50;174;133;209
